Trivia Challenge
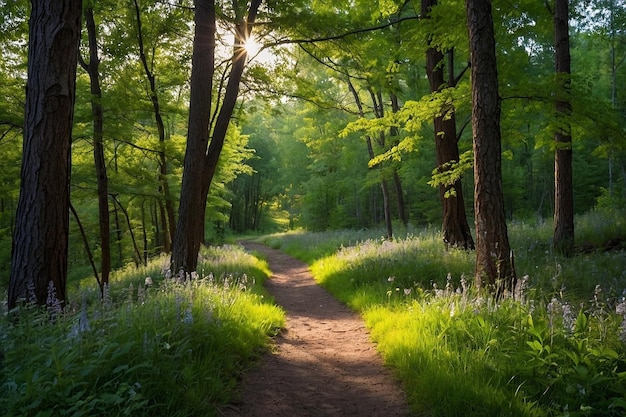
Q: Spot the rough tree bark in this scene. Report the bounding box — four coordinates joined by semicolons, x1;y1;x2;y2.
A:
171;0;262;273
552;0;574;256
8;0;83;310
466;0;516;294
423;0;475;250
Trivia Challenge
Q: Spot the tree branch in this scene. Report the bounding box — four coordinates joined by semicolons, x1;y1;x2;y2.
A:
270;15;420;47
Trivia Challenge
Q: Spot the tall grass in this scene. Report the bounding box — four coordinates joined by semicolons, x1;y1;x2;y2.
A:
257;224;439;263
0;245;284;416
267;210;626;416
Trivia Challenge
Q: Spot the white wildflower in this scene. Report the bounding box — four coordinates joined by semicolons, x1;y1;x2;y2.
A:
562;303;576;335
46;281;63;319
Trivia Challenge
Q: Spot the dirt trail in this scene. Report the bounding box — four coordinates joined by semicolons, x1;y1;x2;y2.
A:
219;242;412;417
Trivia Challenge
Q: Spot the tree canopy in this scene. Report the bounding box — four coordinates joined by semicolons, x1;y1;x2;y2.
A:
0;0;624;300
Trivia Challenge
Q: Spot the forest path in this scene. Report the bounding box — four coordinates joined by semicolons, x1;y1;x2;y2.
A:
219;242;412;417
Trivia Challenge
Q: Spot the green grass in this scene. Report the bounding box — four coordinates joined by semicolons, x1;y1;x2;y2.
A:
2;210;625;416
257;223;440;264
265;209;626;417
0;245;284;417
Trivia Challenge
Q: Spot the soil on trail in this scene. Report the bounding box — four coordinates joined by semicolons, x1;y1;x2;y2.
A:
220;242;412;417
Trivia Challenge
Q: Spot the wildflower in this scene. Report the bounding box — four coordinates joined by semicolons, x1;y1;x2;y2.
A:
547;297;561;337
127;283;134;304
432;282;443;298
175;293;183;317
460;274;468;297
514;275;529;302
145;276;153;286
562;303;576;335
616;298;626;344
137;285;146;304
619;320;626;345
182;307;194;325
102;283;112;308
46;281;63;319
547;297;559;317
387;276;395;283
403;288;412;296
445;273;453;295
593;284;602;308
26;279;36;305
129;382;142;398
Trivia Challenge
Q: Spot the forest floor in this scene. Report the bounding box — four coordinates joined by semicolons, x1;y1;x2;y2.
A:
218;242;414;417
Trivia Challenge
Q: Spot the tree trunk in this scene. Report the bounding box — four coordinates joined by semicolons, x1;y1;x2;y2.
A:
133;0;176;253
112;196;142;267
553;0;574;256
346;78;393;238
69;201;100;288
466;0;515;294
381;178;393;239
171;0;262;273
141;200;149;264
80;5;111;295
171;0;216;274
423;0;474;250
392;170;407;227
8;0;82;310
390;93;408;227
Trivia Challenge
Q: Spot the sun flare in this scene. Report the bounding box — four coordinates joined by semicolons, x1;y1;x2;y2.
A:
243;37;262;57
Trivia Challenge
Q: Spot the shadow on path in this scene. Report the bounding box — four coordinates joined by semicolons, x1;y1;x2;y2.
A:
219;242;412;417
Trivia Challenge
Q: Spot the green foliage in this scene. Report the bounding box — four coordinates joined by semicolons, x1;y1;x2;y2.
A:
310;235;473;310
428;150;473;197
270;213;626;416
0;245;284;416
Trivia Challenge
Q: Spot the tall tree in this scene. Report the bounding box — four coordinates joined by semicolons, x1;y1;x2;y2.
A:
422;0;474;250
465;0;516;294
346;79;394;238
171;0;262;273
132;0;177;253
552;0;574;256
79;4;110;294
8;0;83;310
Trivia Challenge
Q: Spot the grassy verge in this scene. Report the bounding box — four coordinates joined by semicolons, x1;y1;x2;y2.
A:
266;210;626;417
0;245;284;417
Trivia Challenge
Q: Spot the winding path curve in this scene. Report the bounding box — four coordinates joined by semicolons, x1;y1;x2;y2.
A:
219;242;412;417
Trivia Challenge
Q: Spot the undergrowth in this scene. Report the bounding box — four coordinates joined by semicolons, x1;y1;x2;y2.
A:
2;209;625;416
0;245;284;416
267;209;626;416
